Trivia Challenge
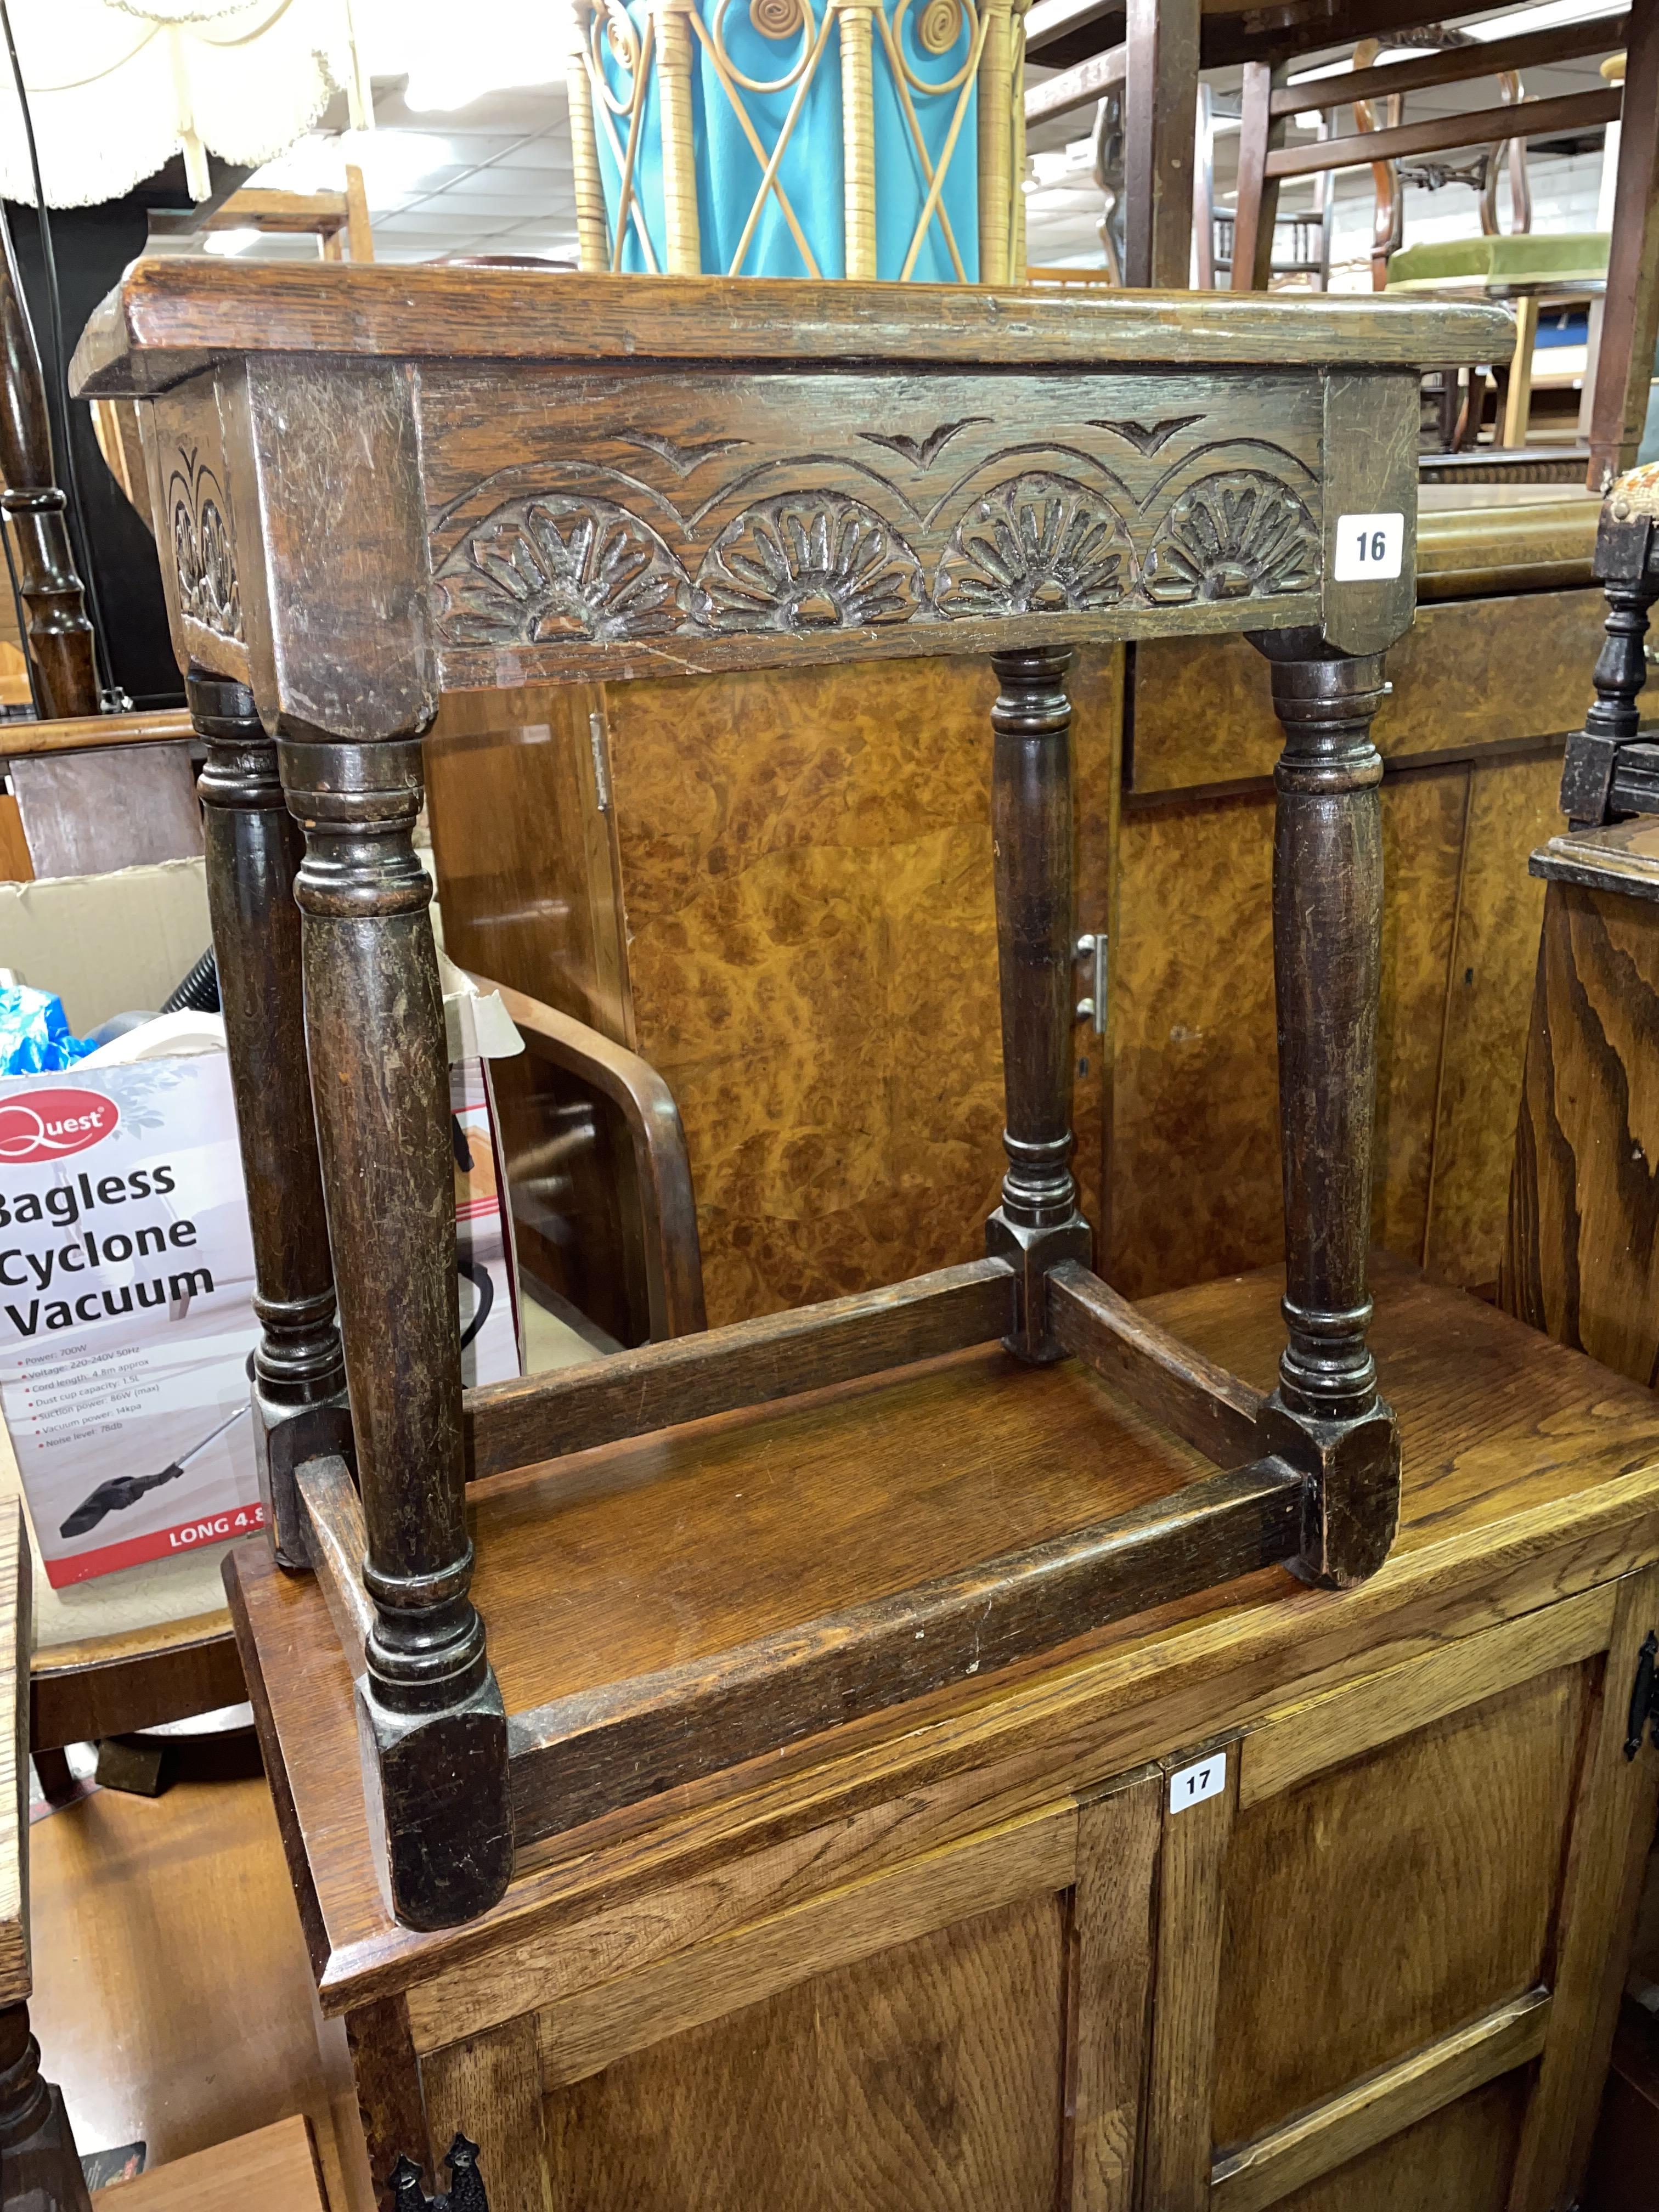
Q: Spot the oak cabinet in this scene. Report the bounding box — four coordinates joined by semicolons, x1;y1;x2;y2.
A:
233;1259;1659;2212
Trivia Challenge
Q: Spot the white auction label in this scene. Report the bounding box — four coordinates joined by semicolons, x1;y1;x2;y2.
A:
1334;511;1404;583
1169;1750;1227;1813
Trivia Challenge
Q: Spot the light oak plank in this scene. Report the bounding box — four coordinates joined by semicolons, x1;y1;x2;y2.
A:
1209;1988;1551;2212
1064;1769;1161;2211
1509;1563;1659;2206
88;2116;329;2210
1141;1738;1239;2212
420;2016;546;2212
529;1804;1076;2090
1239;1581;1617;1807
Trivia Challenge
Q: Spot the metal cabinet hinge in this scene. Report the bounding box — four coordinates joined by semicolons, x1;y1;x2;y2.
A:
1626;1629;1658;1760
1075;932;1107;1034
588;710;612;812
391;2133;490;2210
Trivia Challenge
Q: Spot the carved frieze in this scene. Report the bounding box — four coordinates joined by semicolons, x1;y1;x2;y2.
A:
425;371;1325;665
168;443;244;642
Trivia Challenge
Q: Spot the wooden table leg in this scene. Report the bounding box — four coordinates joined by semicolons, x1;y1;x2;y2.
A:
0;2002;90;2212
984;646;1092;1362
1249;631;1400;1590
1500;291;1539;450
192;668;350;1568
283;734;513;1931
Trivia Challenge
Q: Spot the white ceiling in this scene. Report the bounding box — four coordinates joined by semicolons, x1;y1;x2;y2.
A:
203;0;1622;281
219;80;580;266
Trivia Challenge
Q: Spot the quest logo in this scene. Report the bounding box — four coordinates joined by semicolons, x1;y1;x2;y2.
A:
0;1088;119;1163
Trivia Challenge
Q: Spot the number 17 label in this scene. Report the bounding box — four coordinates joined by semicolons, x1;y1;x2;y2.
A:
1333;511;1404;583
1169;1750;1227;1813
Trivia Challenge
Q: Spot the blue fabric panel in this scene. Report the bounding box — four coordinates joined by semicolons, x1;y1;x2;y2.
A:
590;0;979;280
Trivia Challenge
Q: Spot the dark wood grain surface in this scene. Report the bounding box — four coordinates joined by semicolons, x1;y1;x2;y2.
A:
225;1255;1659;2012
1503;876;1659;1385
69;265;1515;398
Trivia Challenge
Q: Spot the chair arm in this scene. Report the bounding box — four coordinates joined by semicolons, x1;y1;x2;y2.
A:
465;972;706;1339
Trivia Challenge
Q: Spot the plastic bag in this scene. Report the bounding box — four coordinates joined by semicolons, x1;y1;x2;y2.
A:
0;985;94;1075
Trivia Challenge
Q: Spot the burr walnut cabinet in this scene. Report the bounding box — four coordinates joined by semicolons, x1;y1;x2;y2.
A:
65;262;1659;2211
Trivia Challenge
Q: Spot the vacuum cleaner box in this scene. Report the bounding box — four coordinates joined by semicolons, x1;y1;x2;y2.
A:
0;1048;523;1588
0;1053;263;1586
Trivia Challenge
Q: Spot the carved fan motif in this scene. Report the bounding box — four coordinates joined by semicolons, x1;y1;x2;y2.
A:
170;447;242;641
1142;471;1318;606
695;495;922;632
436;496;688;645
934;473;1131;618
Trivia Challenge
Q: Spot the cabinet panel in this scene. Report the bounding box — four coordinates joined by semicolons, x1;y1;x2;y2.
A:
1212;1665;1587;2147
1127;590;1601;795
1270;2072;1530;2212
606;649;1120;1325
540;1892;1068;2212
1105;768;1467;1298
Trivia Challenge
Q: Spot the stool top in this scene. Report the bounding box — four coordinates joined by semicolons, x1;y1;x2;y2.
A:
71;264;1514;398
1608;460;1659;521
69;266;1514;730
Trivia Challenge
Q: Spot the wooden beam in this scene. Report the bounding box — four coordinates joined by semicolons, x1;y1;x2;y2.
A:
1024;0;1117;53
1210;1989;1552;2212
1120;0;1200;288
204;189;349;238
295;1454;374;1678
505;1456;1304;1846
463;1258;1014;1481
1273;11;1630;117
1025;42;1126;128
1264;88;1622;181
1589;0;1659;486
0;708;191;757
1231;62;1286;294
1048;1261;1264;1465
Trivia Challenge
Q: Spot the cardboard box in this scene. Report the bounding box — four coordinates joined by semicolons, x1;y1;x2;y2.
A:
0;859;211;1032
0;866;526;1587
0;1053;262;1584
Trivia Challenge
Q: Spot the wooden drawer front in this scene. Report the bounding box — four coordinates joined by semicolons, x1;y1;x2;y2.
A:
1142;1573;1659;2212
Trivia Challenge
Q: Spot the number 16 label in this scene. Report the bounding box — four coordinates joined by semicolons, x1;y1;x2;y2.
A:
1169;1750;1227;1813
1334;511;1404;583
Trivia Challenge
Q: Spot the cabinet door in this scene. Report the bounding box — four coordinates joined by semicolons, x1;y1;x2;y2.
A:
1142;1567;1659;2212
418;1773;1166;2212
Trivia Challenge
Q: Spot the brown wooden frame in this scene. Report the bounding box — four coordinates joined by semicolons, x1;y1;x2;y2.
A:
72;263;1509;1930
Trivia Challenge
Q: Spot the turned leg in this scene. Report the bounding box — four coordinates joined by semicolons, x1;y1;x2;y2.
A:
0;2004;91;2211
1249;630;1399;1589
1558;487;1659;827
282;734;512;1930
984;646;1092;1360
191;669;349;1568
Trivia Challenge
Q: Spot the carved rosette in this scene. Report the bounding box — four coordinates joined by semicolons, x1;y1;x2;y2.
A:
170;447;243;642
1142;470;1318;607
435;495;689;645
693;495;923;633
933;473;1131;619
